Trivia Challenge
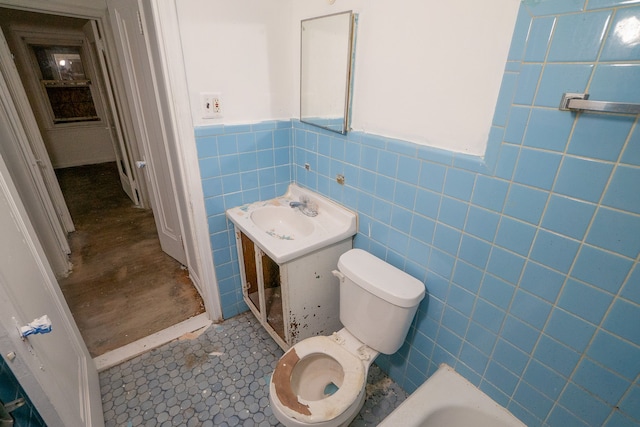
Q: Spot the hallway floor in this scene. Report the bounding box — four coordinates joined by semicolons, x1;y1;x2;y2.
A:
57;162;205;357
100;311;408;426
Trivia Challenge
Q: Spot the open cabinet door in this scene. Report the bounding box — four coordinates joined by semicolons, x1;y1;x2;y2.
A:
0;93;103;426
107;0;187;265
83;20;139;206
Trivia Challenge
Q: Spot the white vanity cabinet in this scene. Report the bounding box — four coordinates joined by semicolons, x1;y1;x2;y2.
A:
226;184;357;350
234;230;351;351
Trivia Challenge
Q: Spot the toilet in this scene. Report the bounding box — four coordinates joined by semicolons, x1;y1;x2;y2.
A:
269;248;425;427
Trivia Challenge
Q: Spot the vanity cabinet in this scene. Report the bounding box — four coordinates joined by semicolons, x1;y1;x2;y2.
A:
234;230;351;350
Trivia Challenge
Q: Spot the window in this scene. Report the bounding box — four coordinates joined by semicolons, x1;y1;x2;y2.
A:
31;45;99;124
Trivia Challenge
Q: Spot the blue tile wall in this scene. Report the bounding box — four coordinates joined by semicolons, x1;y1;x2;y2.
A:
0;357;46;427
195;121;293;318
195;2;640;426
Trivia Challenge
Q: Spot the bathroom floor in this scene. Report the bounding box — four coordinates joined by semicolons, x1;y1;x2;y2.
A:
100;311;408;426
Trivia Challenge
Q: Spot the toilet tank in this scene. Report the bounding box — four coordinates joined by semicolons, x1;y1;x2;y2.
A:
337;249;425;354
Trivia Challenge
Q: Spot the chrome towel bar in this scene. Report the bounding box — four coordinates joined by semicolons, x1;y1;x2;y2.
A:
559;93;640;115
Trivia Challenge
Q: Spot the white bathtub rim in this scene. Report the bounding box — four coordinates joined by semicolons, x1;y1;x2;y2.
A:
378;363;526;426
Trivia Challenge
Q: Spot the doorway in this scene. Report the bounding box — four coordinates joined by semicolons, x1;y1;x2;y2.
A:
0;7;205;357
56;162;204;356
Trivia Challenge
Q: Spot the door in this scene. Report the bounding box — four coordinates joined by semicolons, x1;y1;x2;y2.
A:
0;31;72;277
83;20;139;206
0;93;103;426
0;28;73;249
107;0;187;265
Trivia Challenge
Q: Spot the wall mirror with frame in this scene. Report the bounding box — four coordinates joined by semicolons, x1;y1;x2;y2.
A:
300;11;356;134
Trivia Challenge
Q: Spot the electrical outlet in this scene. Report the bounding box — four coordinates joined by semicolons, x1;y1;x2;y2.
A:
201;92;223;119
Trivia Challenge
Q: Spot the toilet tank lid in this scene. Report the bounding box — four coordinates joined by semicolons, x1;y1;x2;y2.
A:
338;249;425;308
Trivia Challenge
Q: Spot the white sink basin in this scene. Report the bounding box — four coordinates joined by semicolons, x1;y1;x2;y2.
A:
226;184;357;264
250;206;315;240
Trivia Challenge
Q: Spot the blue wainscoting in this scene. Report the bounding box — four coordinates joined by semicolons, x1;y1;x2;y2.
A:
196;1;640;425
195;121;293;318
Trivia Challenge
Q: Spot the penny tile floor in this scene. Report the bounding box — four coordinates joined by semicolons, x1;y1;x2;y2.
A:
100;311;408;426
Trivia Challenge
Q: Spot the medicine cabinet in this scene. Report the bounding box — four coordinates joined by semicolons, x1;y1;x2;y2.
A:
300;11;356;134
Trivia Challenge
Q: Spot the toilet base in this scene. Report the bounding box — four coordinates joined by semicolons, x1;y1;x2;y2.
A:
271;386;366;427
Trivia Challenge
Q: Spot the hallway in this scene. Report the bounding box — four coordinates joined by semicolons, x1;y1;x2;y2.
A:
57;162;205;357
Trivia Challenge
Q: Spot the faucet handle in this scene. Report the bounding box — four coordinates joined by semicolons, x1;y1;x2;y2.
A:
302;199;318;217
306;199;318;211
292;194;318;216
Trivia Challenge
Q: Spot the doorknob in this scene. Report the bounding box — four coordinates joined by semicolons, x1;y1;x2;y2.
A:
135;160;147;169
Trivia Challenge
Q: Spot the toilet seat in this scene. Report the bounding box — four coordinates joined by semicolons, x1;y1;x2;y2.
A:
270;335;365;424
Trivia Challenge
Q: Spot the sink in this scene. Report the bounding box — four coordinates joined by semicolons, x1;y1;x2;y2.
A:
226;184;357;264
250;206;315;240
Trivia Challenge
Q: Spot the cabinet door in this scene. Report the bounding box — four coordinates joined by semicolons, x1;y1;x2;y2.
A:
239;231;260;314
260;252;285;342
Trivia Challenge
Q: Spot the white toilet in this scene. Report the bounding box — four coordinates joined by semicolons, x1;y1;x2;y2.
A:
269;248;425;427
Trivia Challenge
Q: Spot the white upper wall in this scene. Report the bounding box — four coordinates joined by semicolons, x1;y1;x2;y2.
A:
177;0;294;126
347;1;519;155
178;0;519;156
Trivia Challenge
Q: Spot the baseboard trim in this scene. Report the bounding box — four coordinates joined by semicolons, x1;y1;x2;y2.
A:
93;313;212;372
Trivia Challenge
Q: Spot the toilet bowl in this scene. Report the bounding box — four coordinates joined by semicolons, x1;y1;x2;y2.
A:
269;329;376;427
269;249;425;427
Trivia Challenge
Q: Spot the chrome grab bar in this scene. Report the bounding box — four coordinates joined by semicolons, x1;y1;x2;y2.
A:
559;93;640;115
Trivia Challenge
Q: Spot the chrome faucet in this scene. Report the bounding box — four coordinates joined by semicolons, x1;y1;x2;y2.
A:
289;196;318;217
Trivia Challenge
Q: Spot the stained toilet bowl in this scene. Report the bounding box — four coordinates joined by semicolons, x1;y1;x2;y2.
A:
269;334;373;427
269;248;425;427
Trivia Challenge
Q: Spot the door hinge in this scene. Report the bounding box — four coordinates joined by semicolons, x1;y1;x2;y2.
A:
92;21;105;51
136;10;145;36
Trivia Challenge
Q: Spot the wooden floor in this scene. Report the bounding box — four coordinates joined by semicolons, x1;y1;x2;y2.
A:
57;163;204;357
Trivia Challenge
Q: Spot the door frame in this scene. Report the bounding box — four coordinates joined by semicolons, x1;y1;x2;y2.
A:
0;0;222;316
108;0;188;265
85;19;140;206
141;0;221;317
0;69;103;427
0;28;73;255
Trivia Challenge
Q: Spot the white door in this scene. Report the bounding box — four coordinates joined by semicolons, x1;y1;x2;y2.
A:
83;20;140;206
0;28;74;246
107;0;187;265
0;98;103;427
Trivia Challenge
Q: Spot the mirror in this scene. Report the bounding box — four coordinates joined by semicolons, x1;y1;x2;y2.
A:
300;11;356;134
